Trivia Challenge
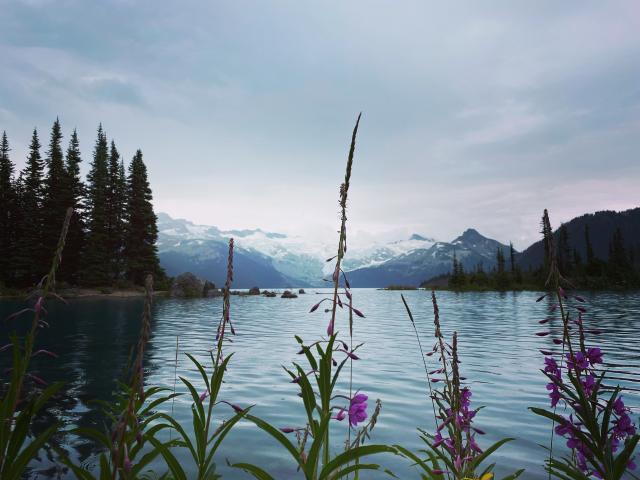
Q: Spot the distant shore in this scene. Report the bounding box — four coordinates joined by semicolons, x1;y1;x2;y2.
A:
0;288;168;300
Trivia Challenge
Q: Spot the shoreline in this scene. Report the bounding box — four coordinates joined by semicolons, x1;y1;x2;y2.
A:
0;288;169;300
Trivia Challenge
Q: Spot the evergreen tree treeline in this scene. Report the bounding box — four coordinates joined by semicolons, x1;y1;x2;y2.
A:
0;121;164;289
443;217;640;291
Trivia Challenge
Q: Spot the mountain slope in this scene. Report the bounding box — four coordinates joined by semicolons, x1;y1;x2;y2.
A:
156;213;437;286
346;229;512;287
518;208;640;270
157;214;302;287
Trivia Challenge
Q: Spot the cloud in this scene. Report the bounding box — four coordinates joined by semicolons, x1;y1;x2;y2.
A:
80;75;145;106
0;1;638;249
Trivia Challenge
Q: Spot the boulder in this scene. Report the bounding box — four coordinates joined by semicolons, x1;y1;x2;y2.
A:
203;281;218;297
281;290;298;299
170;272;205;298
263;290;277;297
298;289;306;294
248;286;261;295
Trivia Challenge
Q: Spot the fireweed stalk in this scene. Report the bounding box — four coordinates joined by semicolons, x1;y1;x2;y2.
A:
396;291;523;480
234;115;397;480
0;207;72;479
531;209;639;479
153;238;250;480
108;274;155;478
63;274;181;480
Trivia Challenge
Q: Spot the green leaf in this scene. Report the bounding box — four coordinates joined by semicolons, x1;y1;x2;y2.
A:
231;462;276;480
243;414;301;465
147;436;187;480
468;437;514;470
319;444;398;478
7;423;59;480
329;463;381;479
186;353;211;392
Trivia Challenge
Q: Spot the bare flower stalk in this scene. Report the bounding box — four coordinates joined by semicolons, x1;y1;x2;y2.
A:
323;113;361;466
401;294;439;429
0;207;72;477
110;274;154;478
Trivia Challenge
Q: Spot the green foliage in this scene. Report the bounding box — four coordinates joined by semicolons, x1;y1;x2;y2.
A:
43;118;69;263
153;354;246;480
83;125;112;286
13;129;47;286
399;297;522;480
236;334;398;480
0;208;72;478
0;131;16;285
106;141;127;281
124;150;163;285
58;129;86;285
61;384;180;480
1;120;163;289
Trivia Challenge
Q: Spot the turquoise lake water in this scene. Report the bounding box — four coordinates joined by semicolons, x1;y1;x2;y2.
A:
1;289;639;479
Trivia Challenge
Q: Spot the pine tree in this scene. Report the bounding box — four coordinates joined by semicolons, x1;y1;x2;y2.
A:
509;242;523;284
608;228;631;284
584;224;600;277
509;242;516;272
124;150;162;285
42;118;69;261
58;129;86;284
0;132;15;285
83;125;111;286
105;141;127;281
495;247;509;289
496;248;505;274
14;129;46;285
557;225;572;277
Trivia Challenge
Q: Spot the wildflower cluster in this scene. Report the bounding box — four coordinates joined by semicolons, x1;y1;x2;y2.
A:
398;291;521;480
531;209;639;480
426;297;496;478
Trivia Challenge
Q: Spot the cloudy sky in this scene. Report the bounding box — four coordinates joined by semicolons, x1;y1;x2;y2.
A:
1;1;638;249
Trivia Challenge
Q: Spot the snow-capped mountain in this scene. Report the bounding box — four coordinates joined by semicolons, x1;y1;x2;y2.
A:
345;229;513;287
156;213;437;286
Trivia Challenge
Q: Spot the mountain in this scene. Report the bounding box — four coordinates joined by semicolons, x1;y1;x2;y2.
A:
156;213;437;287
346;229;512;287
156;208;640;288
157;213;302;287
517;208;640;270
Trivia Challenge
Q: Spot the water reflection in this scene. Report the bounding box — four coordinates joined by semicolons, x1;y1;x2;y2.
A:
1;290;639;479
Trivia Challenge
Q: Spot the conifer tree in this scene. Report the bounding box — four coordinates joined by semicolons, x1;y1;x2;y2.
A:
509;241;523;284
557;225;572;276
124;149;162;285
105;141;127;281
496;247;505;274
43;118;68;261
14;129;46;285
0;132;15;285
83;125;111;285
59;129;86;284
494;247;509;289
608;228;631;283
584;224;600;277
509;242;516;272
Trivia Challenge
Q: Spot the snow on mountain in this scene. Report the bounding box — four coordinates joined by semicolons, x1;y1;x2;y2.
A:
156;213;437;286
346;228;513;287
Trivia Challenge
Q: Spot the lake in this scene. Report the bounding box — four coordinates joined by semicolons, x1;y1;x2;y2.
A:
1;289;639;479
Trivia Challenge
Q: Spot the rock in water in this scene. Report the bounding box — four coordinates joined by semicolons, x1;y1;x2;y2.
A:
281;290;298;299
298;288;306;294
203;280;222;297
170;272;205;298
248;286;260;295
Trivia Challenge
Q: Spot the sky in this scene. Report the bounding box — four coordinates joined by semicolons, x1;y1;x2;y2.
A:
1;1;639;250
